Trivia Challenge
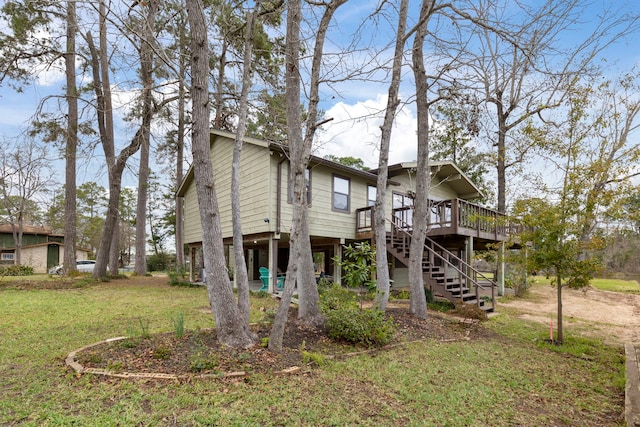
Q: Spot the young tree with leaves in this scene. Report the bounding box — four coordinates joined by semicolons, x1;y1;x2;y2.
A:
513;84;620;343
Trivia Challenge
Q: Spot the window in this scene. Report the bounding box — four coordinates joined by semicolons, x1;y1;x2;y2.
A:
332;175;350;212
1;252;14;261
367;185;377;207
288;167;311;205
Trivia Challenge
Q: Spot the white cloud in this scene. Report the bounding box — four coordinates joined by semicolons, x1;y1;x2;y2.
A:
315;94;417;169
31;30;65;87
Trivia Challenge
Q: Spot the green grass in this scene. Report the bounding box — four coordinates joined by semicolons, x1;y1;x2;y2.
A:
590;277;640;293
526;275;640;294
0;276;625;426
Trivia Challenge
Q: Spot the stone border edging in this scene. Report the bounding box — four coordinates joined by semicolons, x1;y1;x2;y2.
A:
65;336;301;380
626;343;640;427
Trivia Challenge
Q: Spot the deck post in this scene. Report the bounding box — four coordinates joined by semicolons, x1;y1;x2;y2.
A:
269;233;280;293
452;199;459;233
498;241;505;296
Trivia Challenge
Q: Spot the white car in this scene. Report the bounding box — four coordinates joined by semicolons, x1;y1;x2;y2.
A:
49;260;97;274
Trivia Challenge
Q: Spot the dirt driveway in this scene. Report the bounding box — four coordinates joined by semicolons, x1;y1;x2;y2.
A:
498;284;640;345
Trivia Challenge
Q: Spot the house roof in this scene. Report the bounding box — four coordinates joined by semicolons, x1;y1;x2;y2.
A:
176;129;482;200
176;129;399;197
0;224;53;235
372;161;483;200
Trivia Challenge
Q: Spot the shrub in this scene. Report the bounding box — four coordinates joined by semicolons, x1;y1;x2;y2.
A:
424;287;435;303
325;305;395;348
0;265;34;276
428;299;455;312
319;283;357;312
390;289;411;300
168;269;197;287
189;349;218;373
317;276;333;293
153;346;172;360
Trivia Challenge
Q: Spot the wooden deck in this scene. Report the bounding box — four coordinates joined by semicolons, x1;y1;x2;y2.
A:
356;199;517;243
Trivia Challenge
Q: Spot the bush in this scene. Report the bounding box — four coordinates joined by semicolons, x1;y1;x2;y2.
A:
319;283;357;312
168;269;198;287
424;287;435;303
0;265;34;276
325;305;395;348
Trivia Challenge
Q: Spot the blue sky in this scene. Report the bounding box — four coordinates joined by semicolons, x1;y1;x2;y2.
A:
0;0;639;195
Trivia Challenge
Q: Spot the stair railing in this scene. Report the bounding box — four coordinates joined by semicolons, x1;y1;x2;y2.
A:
389;214;496;311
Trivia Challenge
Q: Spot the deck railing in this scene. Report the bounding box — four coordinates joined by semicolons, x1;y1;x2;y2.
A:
356;198;518;240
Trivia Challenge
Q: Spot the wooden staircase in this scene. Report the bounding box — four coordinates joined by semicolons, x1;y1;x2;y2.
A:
386;224;496;313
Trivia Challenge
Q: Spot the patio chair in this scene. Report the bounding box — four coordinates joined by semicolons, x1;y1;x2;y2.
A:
258;267;284;291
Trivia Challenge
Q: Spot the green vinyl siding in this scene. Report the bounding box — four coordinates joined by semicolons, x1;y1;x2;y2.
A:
181;133;276;244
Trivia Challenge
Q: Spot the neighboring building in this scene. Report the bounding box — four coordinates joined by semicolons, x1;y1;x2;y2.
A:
0;224;89;273
177;129;512;312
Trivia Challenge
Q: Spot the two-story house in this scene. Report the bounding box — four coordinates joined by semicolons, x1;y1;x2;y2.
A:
177;129;510;311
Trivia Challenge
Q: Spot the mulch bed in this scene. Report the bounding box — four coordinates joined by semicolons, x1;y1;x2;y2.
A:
75;306;490;378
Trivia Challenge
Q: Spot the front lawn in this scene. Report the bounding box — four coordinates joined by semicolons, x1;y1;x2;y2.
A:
0;275;625;426
591;277;640;293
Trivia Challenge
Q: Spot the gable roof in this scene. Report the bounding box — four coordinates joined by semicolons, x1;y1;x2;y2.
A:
372;161;483;200
176;129;483;199
176;129;398;197
0;224;54;235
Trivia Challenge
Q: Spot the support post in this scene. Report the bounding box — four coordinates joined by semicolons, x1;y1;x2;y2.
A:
498;242;505;296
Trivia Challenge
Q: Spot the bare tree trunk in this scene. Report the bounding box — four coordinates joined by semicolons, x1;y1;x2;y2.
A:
186;0;255;348
134;1;158;276
87;0;115;277
269;0;306;350
12;220;23;266
373;0;409;312
175;48;186;269
296;0;347;324
408;0;435;320
231;4;259;322
63;0;77;275
297;207;320;319
213;40;228;129
134;135;150;275
109;214;120;274
87;0;153;278
269;222;300;353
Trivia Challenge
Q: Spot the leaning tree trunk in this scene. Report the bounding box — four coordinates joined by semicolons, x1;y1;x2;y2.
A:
407;0;434;320
295;0;347;324
373;0;408;311
230;5;259;322
269;0;307;350
186;0;255;348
